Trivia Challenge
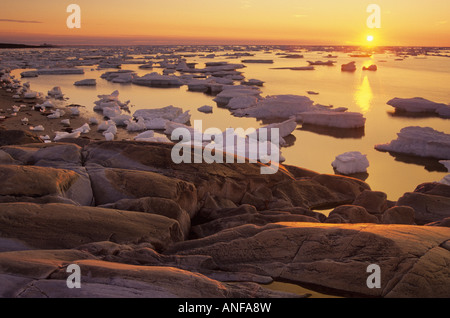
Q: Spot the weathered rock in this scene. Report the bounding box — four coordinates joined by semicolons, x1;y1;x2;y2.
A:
0;250;301;298
325;205;379;224
0;203;184;250
87;167;197;216
273;174;369;210
0;130;43;146
381;206;416;225
166;223;450;298
353;190;388;214
191;205;320;238
397;192;450;225
414;182;450;198
426;217;450;228
99;197;191;239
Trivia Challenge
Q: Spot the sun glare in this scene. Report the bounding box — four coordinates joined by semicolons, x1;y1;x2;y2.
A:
367;35;374;42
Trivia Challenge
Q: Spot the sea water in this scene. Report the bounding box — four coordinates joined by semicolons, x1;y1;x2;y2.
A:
9;46;450;201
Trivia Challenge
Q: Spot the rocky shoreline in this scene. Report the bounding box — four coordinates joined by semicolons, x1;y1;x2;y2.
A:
0;89;449;298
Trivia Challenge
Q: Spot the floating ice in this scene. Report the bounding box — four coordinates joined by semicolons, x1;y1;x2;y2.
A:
375;126;450;159
297;111;366;128
126;117;147;132
197;105;213;113
213;87;261;106
132;73;183;87
110;114;132;126
73;123;91;134
101;70;137;83
363;65;377;71
133;106;191;125
341;61;357;72
89;117;99;125
104;132;115;141
29;125;45;132
74;79;96;86
61;119;71;126
47;87;64;99
387;97;450;118
47;109;65;119
70;107;80;116
332;151;370;175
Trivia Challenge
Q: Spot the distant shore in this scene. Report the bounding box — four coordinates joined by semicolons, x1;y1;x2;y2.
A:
0;43;58;49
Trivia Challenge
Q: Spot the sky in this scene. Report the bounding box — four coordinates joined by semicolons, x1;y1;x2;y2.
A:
0;0;449;46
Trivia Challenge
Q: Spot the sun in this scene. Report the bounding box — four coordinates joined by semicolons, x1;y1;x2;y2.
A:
367;35;374;42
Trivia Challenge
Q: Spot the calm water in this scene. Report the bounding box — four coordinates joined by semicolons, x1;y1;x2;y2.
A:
9;48;450;201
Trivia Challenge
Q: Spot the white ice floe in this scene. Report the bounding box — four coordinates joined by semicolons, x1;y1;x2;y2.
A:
110;114;132;126
20;71;38;78
375;126;450;159
104;132;115;141
134;131;172;143
126;117;147;132
47;86;64;99
93;90;130;117
197;105;213;113
213;86;261;106
232;95;314;119
73;123;91;134
102;106;122;119
332;151;370;175
97;120;117;132
297;111;366;128
70;107;80;116
74;79;97;86
133;105;191;126
132;73;183;87
227;96;259;110
47;109;65;119
36;100;55;109
29;125;45;132
387;97;450;118
439;161;450;185
101;70;137;83
23;91;43;99
61;119;71;126
341;61;357;72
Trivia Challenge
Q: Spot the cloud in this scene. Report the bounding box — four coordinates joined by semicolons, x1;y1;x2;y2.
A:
0;19;42;24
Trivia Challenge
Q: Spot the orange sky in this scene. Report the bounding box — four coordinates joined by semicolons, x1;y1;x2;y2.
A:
0;0;449;46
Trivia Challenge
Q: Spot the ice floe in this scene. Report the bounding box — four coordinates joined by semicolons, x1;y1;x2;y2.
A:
387;97;450;118
332;151;370;175
74;79;97;86
341;61;357;72
297;111;366;129
132;73;183;87
375;126;450;160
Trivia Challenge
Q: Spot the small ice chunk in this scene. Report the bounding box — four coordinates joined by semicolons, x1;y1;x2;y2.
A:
104;132;115;141
134;130;155;140
61;119;71;126
29;125;45;132
70;107;80;116
197;105;213;113
89;117;99;125
73;123;90;134
332;151;370;174
126;117;147;132
439;161;450;185
54;131;81;141
47;86;64;99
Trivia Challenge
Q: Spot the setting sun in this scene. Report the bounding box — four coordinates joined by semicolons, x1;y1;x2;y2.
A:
367;35;374;42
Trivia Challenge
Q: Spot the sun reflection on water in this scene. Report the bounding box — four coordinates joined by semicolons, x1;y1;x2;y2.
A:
354;75;373;113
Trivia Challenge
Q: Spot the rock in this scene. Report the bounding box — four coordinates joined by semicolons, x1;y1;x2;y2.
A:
191;204;320;238
87;167;197;216
325;205;379;224
0;130;43;146
425;217;450;227
381;206;416;225
397;192;450;225
414;182;450;198
352;190;388;215
99;197;191;239
166;223;450;298
0;203;184;250
273;174;370;210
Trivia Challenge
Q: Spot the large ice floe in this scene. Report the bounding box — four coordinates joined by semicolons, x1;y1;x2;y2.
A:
101;70;137;84
132;105;191;130
132;72;183;87
375;126;450;160
332;151;370;175
387;97;450;118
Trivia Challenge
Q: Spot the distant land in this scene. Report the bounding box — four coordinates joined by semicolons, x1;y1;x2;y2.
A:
0;43;57;49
